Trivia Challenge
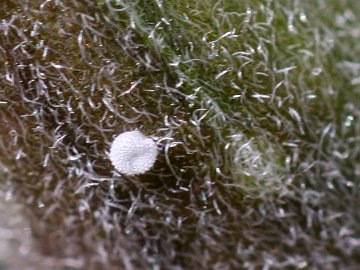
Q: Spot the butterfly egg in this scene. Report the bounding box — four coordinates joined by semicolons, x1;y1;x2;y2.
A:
109;131;158;176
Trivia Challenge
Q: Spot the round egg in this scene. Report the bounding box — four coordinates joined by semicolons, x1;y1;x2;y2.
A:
109;131;158;175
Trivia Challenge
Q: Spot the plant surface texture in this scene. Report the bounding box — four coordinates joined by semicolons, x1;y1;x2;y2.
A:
0;0;359;269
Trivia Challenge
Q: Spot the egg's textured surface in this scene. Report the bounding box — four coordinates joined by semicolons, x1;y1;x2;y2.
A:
109;131;158;175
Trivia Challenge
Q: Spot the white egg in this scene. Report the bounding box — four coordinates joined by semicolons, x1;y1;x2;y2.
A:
109;131;158;175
